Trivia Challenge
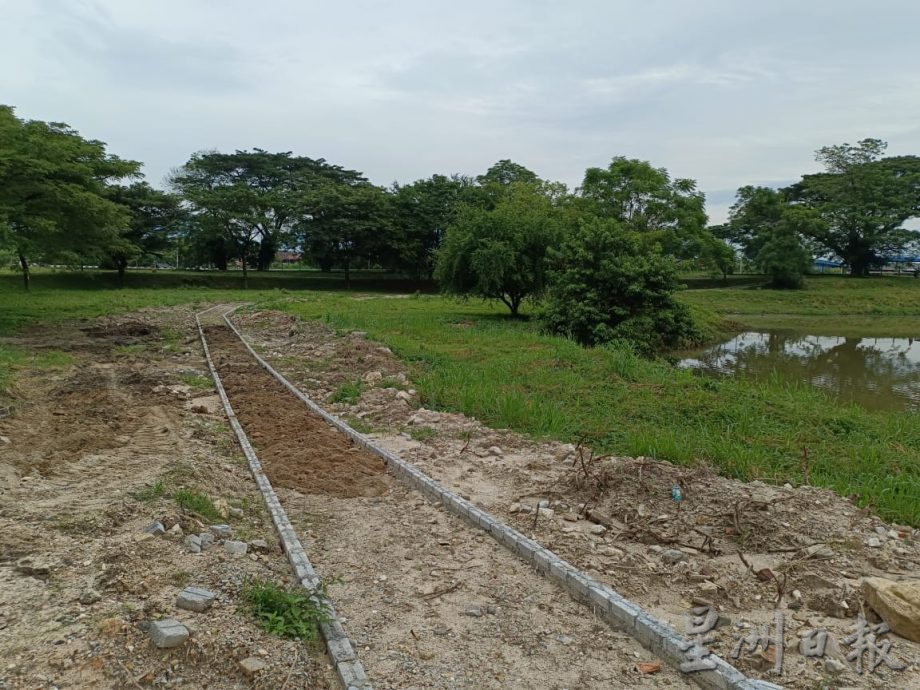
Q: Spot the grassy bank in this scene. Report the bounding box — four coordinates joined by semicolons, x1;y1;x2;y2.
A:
264;292;919;526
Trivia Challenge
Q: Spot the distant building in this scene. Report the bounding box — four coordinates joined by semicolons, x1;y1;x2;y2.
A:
277;251;302;264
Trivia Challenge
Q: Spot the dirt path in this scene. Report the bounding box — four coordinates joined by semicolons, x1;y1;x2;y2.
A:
205;322;694;689
0;310;335;689
231;307;920;690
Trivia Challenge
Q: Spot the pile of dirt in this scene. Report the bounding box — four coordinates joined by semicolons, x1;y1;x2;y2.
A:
204;325;388;499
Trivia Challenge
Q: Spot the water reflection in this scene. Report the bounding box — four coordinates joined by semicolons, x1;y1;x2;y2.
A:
678;332;920;411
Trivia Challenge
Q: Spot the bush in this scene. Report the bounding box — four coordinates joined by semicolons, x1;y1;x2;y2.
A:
242;580;330;640
756;226;812;289
541;219;698;353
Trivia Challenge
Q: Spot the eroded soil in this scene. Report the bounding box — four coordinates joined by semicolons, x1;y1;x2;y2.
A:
233;306;920;689
0;309;335;689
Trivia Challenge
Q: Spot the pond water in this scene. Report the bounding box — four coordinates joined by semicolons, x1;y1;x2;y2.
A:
677;332;920;411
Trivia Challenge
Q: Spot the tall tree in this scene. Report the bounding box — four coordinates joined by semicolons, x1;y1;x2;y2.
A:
435;182;562;316
787;139;920;275
106;182;182;285
579;157;709;258
0;105;141;289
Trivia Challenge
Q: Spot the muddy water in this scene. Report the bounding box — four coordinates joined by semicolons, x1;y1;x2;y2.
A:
677;332;920;411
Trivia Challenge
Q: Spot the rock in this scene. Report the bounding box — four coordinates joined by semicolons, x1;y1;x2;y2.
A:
210;524;232;539
887;529;900;540
461;605;483;618
224;540;248;555
589;524;607;535
782;483;793;490
699;581;719;594
175;586;216;613
167;524;184;539
145;521;165;536
555;634;575;646
0;436;10;444
79;589;102;605
184;534;202;554
509;503;521;514
363;371;383;385
149;619;189;649
554;443;577;461
862;577;920;642
395;390;412;402
408;409;441;425
824;658;846;673
867;537;882;548
350;331;367;339
249;539;269;552
537;507;555;520
14;557;51;578
660;549;686;564
213;498;230;518
487;446;503;457
875;525;888;537
562;513;578;523
198;532;214;550
538;499;550;508
228;507;244;519
239;657;267;676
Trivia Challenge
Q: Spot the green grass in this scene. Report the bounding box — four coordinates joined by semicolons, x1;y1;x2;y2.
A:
172;488;222;521
330;379;364;404
242;579;330;640
131;480;167;502
0;347;74;393
346;416;376;434
178;373;213;390
408;425;438;442
261;288;920;526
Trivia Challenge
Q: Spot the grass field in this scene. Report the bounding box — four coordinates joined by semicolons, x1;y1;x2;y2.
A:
2;270;918;525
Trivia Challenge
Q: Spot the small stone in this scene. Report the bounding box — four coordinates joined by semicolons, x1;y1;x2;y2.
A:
485;605;497;614
149;619;189;649
461;605;483;618
589;524;607;535
210;524;232;539
249;539;269;552
699;581;718;594
555;634;575;646
0;436;10;444
395;390;412;402
175;586;216;612
238;657;267;677
554;443;576;461
824;658;846;673
184;534;202;554
198;532;214;550
145;521;165;536
538;499;550;508
79;589;102;605
867;537;882;548
363;371;382;385
487;446;503;457
538;507;555;519
228;507;244;519
350;331;367;339
875;526;888;537
660;549;686;564
419;650;435;660
509;503;521;514
887;529;900;540
14;557;51;578
167;524;183;538
782;483;793;490
224;540;247;555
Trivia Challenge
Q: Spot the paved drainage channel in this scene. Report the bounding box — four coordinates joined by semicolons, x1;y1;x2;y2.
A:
199;307;780;690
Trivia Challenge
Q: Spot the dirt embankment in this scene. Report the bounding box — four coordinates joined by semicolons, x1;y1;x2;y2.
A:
233;307;920;689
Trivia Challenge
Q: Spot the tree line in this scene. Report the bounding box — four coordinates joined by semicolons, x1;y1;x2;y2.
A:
2;105;919;347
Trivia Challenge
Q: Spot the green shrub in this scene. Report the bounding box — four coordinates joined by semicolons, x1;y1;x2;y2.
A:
242;580;330;640
172;488;221;521
330;380;363;404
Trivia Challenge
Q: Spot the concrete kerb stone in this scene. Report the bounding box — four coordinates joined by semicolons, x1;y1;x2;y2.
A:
220;309;783;690
195;310;373;690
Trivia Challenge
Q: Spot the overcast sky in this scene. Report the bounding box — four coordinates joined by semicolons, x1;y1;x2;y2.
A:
3;1;919;222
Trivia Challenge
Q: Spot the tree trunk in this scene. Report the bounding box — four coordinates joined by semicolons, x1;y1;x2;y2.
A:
18;252;30;291
345;257;351;290
117;258;127;288
241;254;248;290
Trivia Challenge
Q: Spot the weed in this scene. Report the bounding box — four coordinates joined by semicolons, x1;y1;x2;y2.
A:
408;425;437;442
178;373;212;390
346;416;376;434
330;379;363;404
169;569;193;587
132;480;166;502
242;579;331;640
172;488;222;521
378;376;407;390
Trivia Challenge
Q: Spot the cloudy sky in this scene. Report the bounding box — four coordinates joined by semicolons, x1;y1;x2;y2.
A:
3;1;919;222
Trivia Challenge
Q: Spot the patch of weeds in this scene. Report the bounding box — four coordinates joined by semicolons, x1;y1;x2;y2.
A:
347;416;376;434
114;343;146;356
53;514;100;534
242;579;331;640
330;379;363;404
172;488;222;521
169;569;193;587
131;480;167;502
378;376;408;390
408;425;438;442
178;373;212;390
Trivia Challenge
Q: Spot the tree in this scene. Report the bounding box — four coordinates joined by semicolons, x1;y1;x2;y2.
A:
476;159;539;188
297;182;391;286
170;149;365;281
542;219;697;352
106;182;182;285
0;105;141;289
435;183;562;315
787;139;920;275
579;157;709;258
754;216;813;289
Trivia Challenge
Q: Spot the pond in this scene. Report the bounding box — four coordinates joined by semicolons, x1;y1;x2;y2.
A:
677;332;920;411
